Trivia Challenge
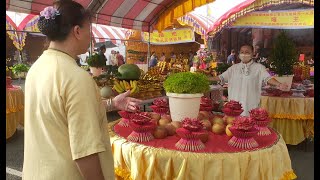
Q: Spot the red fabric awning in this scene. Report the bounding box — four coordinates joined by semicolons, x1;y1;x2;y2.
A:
91;23;131;45
6;0;174;32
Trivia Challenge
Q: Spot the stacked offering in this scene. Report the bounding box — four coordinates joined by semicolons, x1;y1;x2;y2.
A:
222;100;243;125
175;118;206;151
118;111;133;127
127;112;157;142
249;108;272;136
150;98;170;115
228;116;259;149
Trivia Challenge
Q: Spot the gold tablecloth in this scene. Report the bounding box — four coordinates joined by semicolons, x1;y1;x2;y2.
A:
260;96;314;145
106;120;296;180
6;86;24;139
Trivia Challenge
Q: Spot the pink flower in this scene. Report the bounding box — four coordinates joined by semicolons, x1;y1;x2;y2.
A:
40;6;60;20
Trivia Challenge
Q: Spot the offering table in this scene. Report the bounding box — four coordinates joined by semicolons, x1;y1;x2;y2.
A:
260;95;314;145
106;120;296;180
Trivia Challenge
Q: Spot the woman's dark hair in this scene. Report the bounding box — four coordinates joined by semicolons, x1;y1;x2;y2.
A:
38;0;91;41
99;45;106;51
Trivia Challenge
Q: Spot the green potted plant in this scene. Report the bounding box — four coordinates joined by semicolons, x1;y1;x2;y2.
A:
87;53;106;76
163;72;210;122
11;63;30;78
214;63;231;75
269;31;298;90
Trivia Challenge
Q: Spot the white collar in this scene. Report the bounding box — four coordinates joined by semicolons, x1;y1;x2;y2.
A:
240;60;254;76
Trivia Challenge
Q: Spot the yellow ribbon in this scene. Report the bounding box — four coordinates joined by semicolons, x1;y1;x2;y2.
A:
115;167;133;180
270;114;314;120
280;170;297;180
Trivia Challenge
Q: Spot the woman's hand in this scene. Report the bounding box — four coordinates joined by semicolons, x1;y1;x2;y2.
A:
112;90;142;112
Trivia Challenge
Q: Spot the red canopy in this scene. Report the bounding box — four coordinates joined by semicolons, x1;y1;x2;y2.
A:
6;0;173;32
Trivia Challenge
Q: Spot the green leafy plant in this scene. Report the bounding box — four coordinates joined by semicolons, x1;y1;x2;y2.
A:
87;53;106;68
269;31;298;76
11;63;30;75
163;72;210;94
214;63;231;74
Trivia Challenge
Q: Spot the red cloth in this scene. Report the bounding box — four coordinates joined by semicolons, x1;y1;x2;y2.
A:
113;124;279;153
117;54;125;66
6;85;21;90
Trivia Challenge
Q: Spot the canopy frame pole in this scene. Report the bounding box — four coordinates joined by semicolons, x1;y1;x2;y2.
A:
89;22;93;56
147;23;151;70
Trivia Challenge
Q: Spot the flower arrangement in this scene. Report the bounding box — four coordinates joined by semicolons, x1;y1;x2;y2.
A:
40;6;60;19
163;72;210;94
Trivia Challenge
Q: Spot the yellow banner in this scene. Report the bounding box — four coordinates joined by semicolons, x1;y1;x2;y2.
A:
232;9;314;28
142;28;195;45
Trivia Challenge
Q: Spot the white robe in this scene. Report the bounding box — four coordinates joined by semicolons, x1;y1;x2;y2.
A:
219;61;272;116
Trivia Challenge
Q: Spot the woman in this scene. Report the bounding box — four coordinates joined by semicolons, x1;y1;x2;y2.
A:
23;1;141;180
159;52;166;62
209;45;288;116
149;52;158;67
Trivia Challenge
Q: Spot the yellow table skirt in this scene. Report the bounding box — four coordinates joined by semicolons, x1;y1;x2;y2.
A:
270;118;314;145
6;110;24;139
260;96;314;120
260;96;314;145
107;120;296;180
6;86;24;140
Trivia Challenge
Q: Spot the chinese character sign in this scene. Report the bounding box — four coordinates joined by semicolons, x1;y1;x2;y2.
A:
231;9;313;29
141;28;195;45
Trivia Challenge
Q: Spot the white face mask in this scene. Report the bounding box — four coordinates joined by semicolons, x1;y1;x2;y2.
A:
239;54;252;63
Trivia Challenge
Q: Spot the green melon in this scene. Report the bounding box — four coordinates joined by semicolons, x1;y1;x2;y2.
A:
100;86;113;98
117;64;141;80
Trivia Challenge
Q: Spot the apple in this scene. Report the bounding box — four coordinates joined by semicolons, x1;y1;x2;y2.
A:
151;119;158;125
212;116;224;125
159;118;171;126
199;131;209;143
149;112;161;121
153;127;168;139
171;121;182;129
225;124;233;137
197;113;205;120
165;124;177;136
212;123;225;134
201;119;212;130
224;116;236;125
161;114;172;121
199;111;210;119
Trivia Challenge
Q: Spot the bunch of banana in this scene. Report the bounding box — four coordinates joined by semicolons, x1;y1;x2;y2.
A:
113;80;140;95
157;61;167;73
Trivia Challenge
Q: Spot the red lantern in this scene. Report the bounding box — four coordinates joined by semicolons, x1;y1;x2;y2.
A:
299;54;305;62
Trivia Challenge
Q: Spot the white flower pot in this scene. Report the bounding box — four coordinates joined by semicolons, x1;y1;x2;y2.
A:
167;92;203;122
273;75;294;91
16;72;27;78
90;67;103;76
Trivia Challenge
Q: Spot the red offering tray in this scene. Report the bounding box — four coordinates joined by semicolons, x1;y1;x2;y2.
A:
228;127;259;149
112;122;279;153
